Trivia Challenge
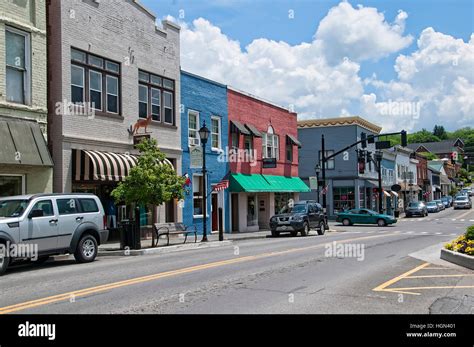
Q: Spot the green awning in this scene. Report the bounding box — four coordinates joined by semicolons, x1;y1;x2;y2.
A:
230;173;310;193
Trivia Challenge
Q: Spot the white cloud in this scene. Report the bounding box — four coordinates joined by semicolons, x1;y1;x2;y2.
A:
173;1;472;132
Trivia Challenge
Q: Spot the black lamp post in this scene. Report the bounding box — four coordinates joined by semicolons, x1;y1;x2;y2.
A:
315;163;321;204
199;122;210;242
374;150;383;214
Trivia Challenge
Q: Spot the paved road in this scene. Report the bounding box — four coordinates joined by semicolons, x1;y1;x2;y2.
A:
0;206;473;314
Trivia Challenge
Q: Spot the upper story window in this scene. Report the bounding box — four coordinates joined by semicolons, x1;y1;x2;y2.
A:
70;48;120;115
244;135;253;157
188;110;200;147
262;126;279;159
138;70;175;125
211;116;221;150
6;26;30;105
319;150;335;170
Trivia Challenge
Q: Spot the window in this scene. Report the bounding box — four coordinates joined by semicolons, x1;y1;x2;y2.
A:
231;132;239;149
70;48;120;115
31;200;54;217
188;110;199;146
79;199;99;213
0;175;24;197
262;126;279;159
286;140;293;162
138;69;175;125
319;150;335;170
333;187;355;212
6;26;30;104
193;175;204;216
244;135;253;157
57;199;79;215
211;116;221;150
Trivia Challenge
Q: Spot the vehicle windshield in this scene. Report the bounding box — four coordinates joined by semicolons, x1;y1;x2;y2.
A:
427;202;437;206
408;202;422;207
0;199;29;218
280;204;307;214
455;197;469;201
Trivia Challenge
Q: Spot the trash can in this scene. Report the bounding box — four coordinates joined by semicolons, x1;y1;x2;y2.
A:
394;210;400;218
119;219;141;250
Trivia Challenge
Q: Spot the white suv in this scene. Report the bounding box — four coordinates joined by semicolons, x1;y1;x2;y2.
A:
0;193;108;275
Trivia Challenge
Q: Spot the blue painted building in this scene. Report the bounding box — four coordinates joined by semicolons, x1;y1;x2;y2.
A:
180;71;230;234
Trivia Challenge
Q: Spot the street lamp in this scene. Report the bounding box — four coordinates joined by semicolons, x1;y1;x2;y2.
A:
199;122;210;242
315;163;321;204
374;150;383;214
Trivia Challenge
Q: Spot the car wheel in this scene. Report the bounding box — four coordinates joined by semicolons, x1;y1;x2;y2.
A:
0;244;9;276
377;219;387;227
300;222;309;236
74;234;98;263
271;230;280;237
342;218;351;226
317;221;326;235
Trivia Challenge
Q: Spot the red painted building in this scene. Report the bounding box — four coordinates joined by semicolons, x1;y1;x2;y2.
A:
227;87;310;232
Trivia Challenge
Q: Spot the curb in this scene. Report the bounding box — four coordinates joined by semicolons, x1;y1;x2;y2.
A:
440;248;474;270
98;240;233;257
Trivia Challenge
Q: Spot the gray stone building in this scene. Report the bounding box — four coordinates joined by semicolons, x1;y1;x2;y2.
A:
0;0;53;196
47;0;182;229
298;116;383;217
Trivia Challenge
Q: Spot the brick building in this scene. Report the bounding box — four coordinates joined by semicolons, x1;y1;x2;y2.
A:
0;0;53;196
181;71;230;234
47;0;182;235
227;87;309;232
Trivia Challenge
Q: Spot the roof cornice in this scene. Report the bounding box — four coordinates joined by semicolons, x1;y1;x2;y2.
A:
298;116;382;134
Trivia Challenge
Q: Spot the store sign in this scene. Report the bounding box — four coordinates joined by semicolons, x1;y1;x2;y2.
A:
190;146;203;168
262;158;277;168
309;176;318;190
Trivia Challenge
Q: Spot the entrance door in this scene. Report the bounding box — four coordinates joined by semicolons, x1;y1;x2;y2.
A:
211;193;218;232
231;194;239;232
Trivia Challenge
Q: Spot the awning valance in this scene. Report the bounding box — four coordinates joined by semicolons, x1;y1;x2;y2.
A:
72;149;173;182
286;134;302;148
230;173;310;193
0;118;53;166
399;182;421;191
390;191;399;197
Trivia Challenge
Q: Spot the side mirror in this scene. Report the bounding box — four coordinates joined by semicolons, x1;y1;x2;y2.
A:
29;209;44;218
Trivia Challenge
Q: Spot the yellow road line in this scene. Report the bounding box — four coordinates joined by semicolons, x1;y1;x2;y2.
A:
388;285;474;291
0;233;395;314
422;267;453;270
457;210;474;219
405;274;474;279
373;262;430;295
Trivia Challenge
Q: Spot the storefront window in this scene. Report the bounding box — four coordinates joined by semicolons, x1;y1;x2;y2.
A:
0;175;23;197
275;193;294;214
333;187;355;213
247;195;257;226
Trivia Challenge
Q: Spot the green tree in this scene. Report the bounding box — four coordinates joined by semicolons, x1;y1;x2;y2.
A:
433;125;448;140
111;138;185;207
408;129;441;143
418;152;438;160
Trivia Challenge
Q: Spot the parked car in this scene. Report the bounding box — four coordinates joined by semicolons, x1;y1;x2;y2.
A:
269;200;327;237
0;193;108;275
405;201;428;217
461;188;473;197
453;196;472;210
426;201;440;213
336;209;397;227
434;199;445;211
441;196;451;208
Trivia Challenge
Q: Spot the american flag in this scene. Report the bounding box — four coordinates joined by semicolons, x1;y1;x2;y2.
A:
321;185;328;195
213;179;229;191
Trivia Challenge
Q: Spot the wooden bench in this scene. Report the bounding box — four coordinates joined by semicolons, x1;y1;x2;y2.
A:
152;223;197;247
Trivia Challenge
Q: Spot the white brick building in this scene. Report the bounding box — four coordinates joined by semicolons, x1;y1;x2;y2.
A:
47;0;182;229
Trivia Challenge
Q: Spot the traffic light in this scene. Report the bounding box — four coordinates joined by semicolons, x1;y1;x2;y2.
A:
366;151;373;163
358;150;366;174
401;130;407;147
368;135;375;144
361;132;367;148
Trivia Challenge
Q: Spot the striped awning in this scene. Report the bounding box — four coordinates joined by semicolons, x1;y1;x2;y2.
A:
72;149;173;182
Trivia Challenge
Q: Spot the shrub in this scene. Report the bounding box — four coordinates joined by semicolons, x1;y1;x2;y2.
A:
466;225;474;241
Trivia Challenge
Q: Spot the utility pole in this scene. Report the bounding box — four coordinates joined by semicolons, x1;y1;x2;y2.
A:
321;134;327;213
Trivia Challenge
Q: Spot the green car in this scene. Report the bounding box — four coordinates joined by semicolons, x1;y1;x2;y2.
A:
336;209;397;227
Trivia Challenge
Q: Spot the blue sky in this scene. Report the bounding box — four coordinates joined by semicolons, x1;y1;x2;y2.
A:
141;0;473;132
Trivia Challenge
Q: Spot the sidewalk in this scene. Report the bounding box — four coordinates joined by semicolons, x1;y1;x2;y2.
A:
98;230;270;257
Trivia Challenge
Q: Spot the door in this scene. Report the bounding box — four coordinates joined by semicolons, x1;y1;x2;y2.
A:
55;197;83;249
21;199;58;252
211;193;218;232
308;204;318;228
231;194;239;232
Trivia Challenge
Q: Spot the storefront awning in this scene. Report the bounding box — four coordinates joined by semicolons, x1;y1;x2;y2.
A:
390;191;399;197
244;124;262;137
0;118;53;166
399;182;421;191
72;149;173;182
383;191;391;197
230;173;310;193
286;134;302;148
